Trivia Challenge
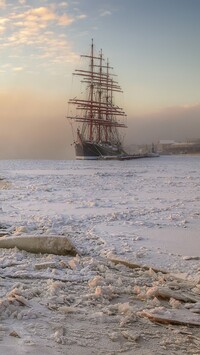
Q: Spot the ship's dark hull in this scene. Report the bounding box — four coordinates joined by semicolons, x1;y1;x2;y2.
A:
75;141;123;160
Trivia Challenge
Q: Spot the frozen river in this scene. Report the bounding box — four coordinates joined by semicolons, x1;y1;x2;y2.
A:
1;156;200;354
1;155;200;273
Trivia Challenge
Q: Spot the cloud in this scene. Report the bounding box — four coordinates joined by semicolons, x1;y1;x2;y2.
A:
12;66;24;72
58;14;74;26
11;6;74;27
0;17;9;33
76;14;87;20
58;2;68;7
179;102;200;109
11;7;57;28
0;0;6;8
26;7;56;22
0;4;79;69
0;18;9;24
0;26;5;33
100;10;112;17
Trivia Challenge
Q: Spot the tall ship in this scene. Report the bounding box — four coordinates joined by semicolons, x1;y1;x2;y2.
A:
67;40;129;160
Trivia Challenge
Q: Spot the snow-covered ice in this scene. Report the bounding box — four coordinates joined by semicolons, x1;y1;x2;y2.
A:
1;156;200;270
0;156;200;354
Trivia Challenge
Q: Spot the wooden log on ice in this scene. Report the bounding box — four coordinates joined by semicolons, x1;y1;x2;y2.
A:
107;253;167;274
141;308;200;327
0;235;78;256
147;286;199;303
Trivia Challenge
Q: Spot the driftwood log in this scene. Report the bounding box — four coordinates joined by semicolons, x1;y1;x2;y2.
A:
107;253;167;274
141;308;200;327
147;286;199;303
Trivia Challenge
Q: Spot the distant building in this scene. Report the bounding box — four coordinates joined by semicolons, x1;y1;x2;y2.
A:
158;140;200;154
157;140;175;152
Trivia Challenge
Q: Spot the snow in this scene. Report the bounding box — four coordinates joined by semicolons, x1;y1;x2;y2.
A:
0;156;200;354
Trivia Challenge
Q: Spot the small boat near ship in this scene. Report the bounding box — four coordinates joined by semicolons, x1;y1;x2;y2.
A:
67;40;158;160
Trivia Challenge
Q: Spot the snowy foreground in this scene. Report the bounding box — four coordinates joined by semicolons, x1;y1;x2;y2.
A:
0;156;200;354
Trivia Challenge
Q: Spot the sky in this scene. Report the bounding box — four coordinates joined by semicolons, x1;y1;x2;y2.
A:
0;0;200;158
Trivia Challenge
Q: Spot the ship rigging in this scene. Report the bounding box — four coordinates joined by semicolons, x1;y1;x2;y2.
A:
67;40;128;160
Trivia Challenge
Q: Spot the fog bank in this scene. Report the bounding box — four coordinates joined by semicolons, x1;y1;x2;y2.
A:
1;91;200;159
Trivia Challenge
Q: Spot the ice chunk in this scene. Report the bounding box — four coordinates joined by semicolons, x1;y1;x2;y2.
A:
0;235;77;256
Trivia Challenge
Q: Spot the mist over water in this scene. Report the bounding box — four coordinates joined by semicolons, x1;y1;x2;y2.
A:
1;90;200;159
0;91;71;159
127;104;200;145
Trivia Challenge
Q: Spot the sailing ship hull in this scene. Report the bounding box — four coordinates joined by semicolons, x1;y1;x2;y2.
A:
75;141;123;160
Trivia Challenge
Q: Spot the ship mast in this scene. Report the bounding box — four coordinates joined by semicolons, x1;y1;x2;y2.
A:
89;38;94;141
67;40;127;144
98;48;103;142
